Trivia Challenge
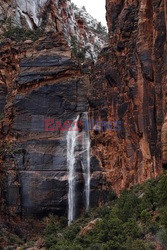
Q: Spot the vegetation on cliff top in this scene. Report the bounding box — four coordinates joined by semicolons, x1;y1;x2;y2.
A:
1;18;43;42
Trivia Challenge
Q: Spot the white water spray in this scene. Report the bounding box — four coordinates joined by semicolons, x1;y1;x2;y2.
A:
67;115;79;225
67;113;91;225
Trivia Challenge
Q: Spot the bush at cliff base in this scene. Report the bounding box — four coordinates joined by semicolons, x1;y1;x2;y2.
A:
44;174;167;249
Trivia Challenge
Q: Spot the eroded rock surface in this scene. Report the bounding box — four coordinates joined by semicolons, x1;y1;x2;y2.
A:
0;0;166;217
0;34;94;216
0;0;107;60
89;0;167;193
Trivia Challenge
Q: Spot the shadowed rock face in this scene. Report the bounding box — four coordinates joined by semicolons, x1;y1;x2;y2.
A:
0;1;106;218
0;34;94;216
0;85;7;114
89;0;167;193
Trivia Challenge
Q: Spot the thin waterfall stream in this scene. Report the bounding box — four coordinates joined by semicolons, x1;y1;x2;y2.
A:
67;113;91;225
67;115;79;225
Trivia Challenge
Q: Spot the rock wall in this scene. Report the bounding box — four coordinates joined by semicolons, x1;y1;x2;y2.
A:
0;34;93;216
89;0;166;193
0;0;167;217
0;0;107;218
0;0;107;61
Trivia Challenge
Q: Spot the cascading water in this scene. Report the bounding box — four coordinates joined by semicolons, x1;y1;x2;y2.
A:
81;112;91;211
67;113;91;225
67;115;79;225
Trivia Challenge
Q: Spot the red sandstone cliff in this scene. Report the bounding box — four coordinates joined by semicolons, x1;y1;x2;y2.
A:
89;0;167;193
0;0;167;217
0;0;107;216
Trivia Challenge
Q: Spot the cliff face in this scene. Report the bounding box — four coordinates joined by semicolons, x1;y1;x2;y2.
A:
0;0;167;218
0;0;108;216
89;0;167;192
0;34;93;216
0;0;107;61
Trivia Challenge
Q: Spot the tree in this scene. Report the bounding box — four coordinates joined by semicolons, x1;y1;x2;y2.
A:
82;6;86;12
97;22;103;33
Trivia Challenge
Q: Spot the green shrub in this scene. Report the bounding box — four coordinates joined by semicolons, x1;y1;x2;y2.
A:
140;210;151;224
108;190;117;201
130;239;154;250
123;218;141;238
3;19;43;42
156;228;167;248
159;206;167;229
117;191;140;222
45;234;58;249
140;181;157;211
44;174;167;249
156;175;167;206
63;224;80;241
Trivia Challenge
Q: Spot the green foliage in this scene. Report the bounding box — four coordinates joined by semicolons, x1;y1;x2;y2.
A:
0;113;4;121
97;22;103;33
63;224;80;241
156;228;167;247
140;210;151;224
70;36;86;61
82;6;86;11
117;190;140;222
44;174;167;249
156;175;167;206
129;239;154;250
71;3;77;10
140;181;157;211
108;189;117;201
2;18;43;42
96;22;107;36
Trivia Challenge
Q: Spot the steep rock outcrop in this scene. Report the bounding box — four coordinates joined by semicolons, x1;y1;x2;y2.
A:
89;0;166;193
0;0;166;217
0;33;93;216
0;0;107;60
0;0;108;218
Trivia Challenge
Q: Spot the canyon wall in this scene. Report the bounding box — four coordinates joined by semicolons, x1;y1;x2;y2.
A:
0;0;107;217
89;0;167;193
0;0;106;60
0;34;101;216
0;0;167;217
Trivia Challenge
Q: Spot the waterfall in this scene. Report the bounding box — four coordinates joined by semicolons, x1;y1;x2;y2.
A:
67;115;79;225
67;113;91;225
81;112;91;211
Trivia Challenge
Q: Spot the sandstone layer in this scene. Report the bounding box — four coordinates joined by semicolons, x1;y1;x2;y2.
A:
0;0;108;217
0;34;93;216
89;0;167;193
